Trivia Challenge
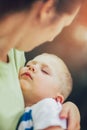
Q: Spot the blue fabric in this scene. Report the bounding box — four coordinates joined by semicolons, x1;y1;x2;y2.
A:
17;109;34;130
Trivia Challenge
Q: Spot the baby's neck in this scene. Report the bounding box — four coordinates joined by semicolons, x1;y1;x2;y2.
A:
24;97;35;107
25;102;33;107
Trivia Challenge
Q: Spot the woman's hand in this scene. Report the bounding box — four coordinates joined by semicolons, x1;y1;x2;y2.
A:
60;101;80;130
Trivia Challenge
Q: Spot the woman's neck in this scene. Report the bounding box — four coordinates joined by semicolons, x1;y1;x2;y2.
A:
0;54;8;63
0;12;27;58
0;36;10;62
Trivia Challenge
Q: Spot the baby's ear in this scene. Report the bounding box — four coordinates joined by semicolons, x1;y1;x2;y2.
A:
55;93;64;103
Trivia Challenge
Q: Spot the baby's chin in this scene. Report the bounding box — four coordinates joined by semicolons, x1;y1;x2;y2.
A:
19;79;31;91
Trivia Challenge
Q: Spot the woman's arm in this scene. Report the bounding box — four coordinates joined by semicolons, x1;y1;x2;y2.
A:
60;102;80;130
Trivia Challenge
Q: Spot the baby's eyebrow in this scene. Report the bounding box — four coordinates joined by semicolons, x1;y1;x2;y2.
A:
41;64;49;68
31;60;38;64
26;60;50;69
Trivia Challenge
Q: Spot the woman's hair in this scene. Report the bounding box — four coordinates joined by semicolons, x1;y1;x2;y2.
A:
0;0;36;18
0;0;82;19
55;0;82;15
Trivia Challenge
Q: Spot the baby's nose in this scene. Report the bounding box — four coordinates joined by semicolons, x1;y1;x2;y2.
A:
28;64;37;72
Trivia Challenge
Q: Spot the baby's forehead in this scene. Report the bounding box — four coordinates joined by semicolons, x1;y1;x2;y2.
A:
27;54;57;65
33;54;58;62
27;54;64;71
33;54;68;72
27;54;65;66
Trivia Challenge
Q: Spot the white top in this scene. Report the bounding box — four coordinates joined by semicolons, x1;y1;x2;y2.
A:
18;98;67;130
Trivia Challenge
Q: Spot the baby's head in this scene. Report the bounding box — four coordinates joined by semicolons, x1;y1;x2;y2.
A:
19;53;72;106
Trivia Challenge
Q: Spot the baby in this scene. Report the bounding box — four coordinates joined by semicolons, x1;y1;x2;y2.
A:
17;53;72;130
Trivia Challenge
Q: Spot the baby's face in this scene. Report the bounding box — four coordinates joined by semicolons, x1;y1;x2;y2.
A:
19;54;61;105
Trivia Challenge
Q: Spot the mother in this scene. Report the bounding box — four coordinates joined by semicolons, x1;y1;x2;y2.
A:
0;0;81;130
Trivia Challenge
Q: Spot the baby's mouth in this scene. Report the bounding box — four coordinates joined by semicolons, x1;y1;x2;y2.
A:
21;72;33;80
